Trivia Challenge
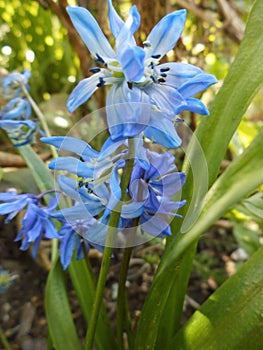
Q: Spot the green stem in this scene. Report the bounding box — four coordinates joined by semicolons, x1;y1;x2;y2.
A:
84;138;135;350
116;245;134;349
21;84;58;159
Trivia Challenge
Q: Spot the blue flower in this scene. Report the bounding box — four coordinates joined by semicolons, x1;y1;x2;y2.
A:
0;191;59;259
0;119;37;146
123;150;186;237
66;3;217;141
2;70;31;100
58;218;104;270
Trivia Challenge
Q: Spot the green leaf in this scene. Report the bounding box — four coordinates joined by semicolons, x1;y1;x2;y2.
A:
243;192;263;219
153;0;263;346
170;245;263;350
45;258;82;350
233;223;261;256
18;145;54;192
69;259;118;350
134;127;263;350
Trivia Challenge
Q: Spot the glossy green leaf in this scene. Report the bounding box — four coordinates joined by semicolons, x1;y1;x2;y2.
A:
45;258;82;350
169;245;263;350
135;127;263;350
69;259;118;350
152;0;263;346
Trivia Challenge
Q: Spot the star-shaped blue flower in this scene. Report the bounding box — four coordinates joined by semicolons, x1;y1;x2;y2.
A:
66;2;217;142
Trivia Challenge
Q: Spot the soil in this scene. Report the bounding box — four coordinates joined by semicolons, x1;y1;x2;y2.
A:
0;217;238;350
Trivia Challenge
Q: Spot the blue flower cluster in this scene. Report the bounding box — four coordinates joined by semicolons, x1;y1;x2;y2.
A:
0;70;38;146
0;1;217;269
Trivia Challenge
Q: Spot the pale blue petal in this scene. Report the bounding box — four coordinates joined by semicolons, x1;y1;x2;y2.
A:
178;73;217;98
157;199;186;216
67;72;105;113
67;6;115;60
144;111;182;148
121;201;145;218
134;135;150;170
176;97;209;115
145;9;186;59
49;157;92;177
99;137;126;160
41;136;99;160
157;62;203;88
118;45;145;82
151;172;186;196
146;151;176;179
107;166;121;210
144;84;186;117
0;191;20;201
106;83;151;139
107;0;124;38
141;214;172;237
0;197;28;215
57;175;104;209
116;5;140;49
53;205;94;221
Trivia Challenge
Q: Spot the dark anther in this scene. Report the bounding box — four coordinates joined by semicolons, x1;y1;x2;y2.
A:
151;54;161;59
150;75;158;83
96;77;105;88
89;67;101;73
158;78;166;83
95;53;106;64
160;73;167;78
160;67;170;72
143;40;151;48
127;81;133;90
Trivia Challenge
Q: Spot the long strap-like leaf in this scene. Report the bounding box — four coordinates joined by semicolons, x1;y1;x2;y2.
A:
169;245;263;349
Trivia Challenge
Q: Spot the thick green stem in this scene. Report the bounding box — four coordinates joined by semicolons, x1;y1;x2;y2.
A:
84;138;135;350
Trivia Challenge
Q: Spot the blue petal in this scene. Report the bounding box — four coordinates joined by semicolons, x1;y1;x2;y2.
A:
144;84;186;117
150;172;186;197
57;176;105;214
49;157;92;177
144;111;182;148
118;45;145;82
0;191;20;201
99;137;126;160
2;98;31;120
66;72;105;113
121;201;145;218
116;5;140;49
44;219;59;239
178;73;217;98
106;83;151;139
67;6;115;60
107;0;124;38
145;9;186;59
59;229;77;270
177;97;209;115
134;135;150;170
0;197;28;215
27;217;42;242
129;178;149;202
107;166;121;210
53;205;94;221
141;214;172;237
146;151;176;179
157;199;186;216
157;62;203;88
41;136;99;160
